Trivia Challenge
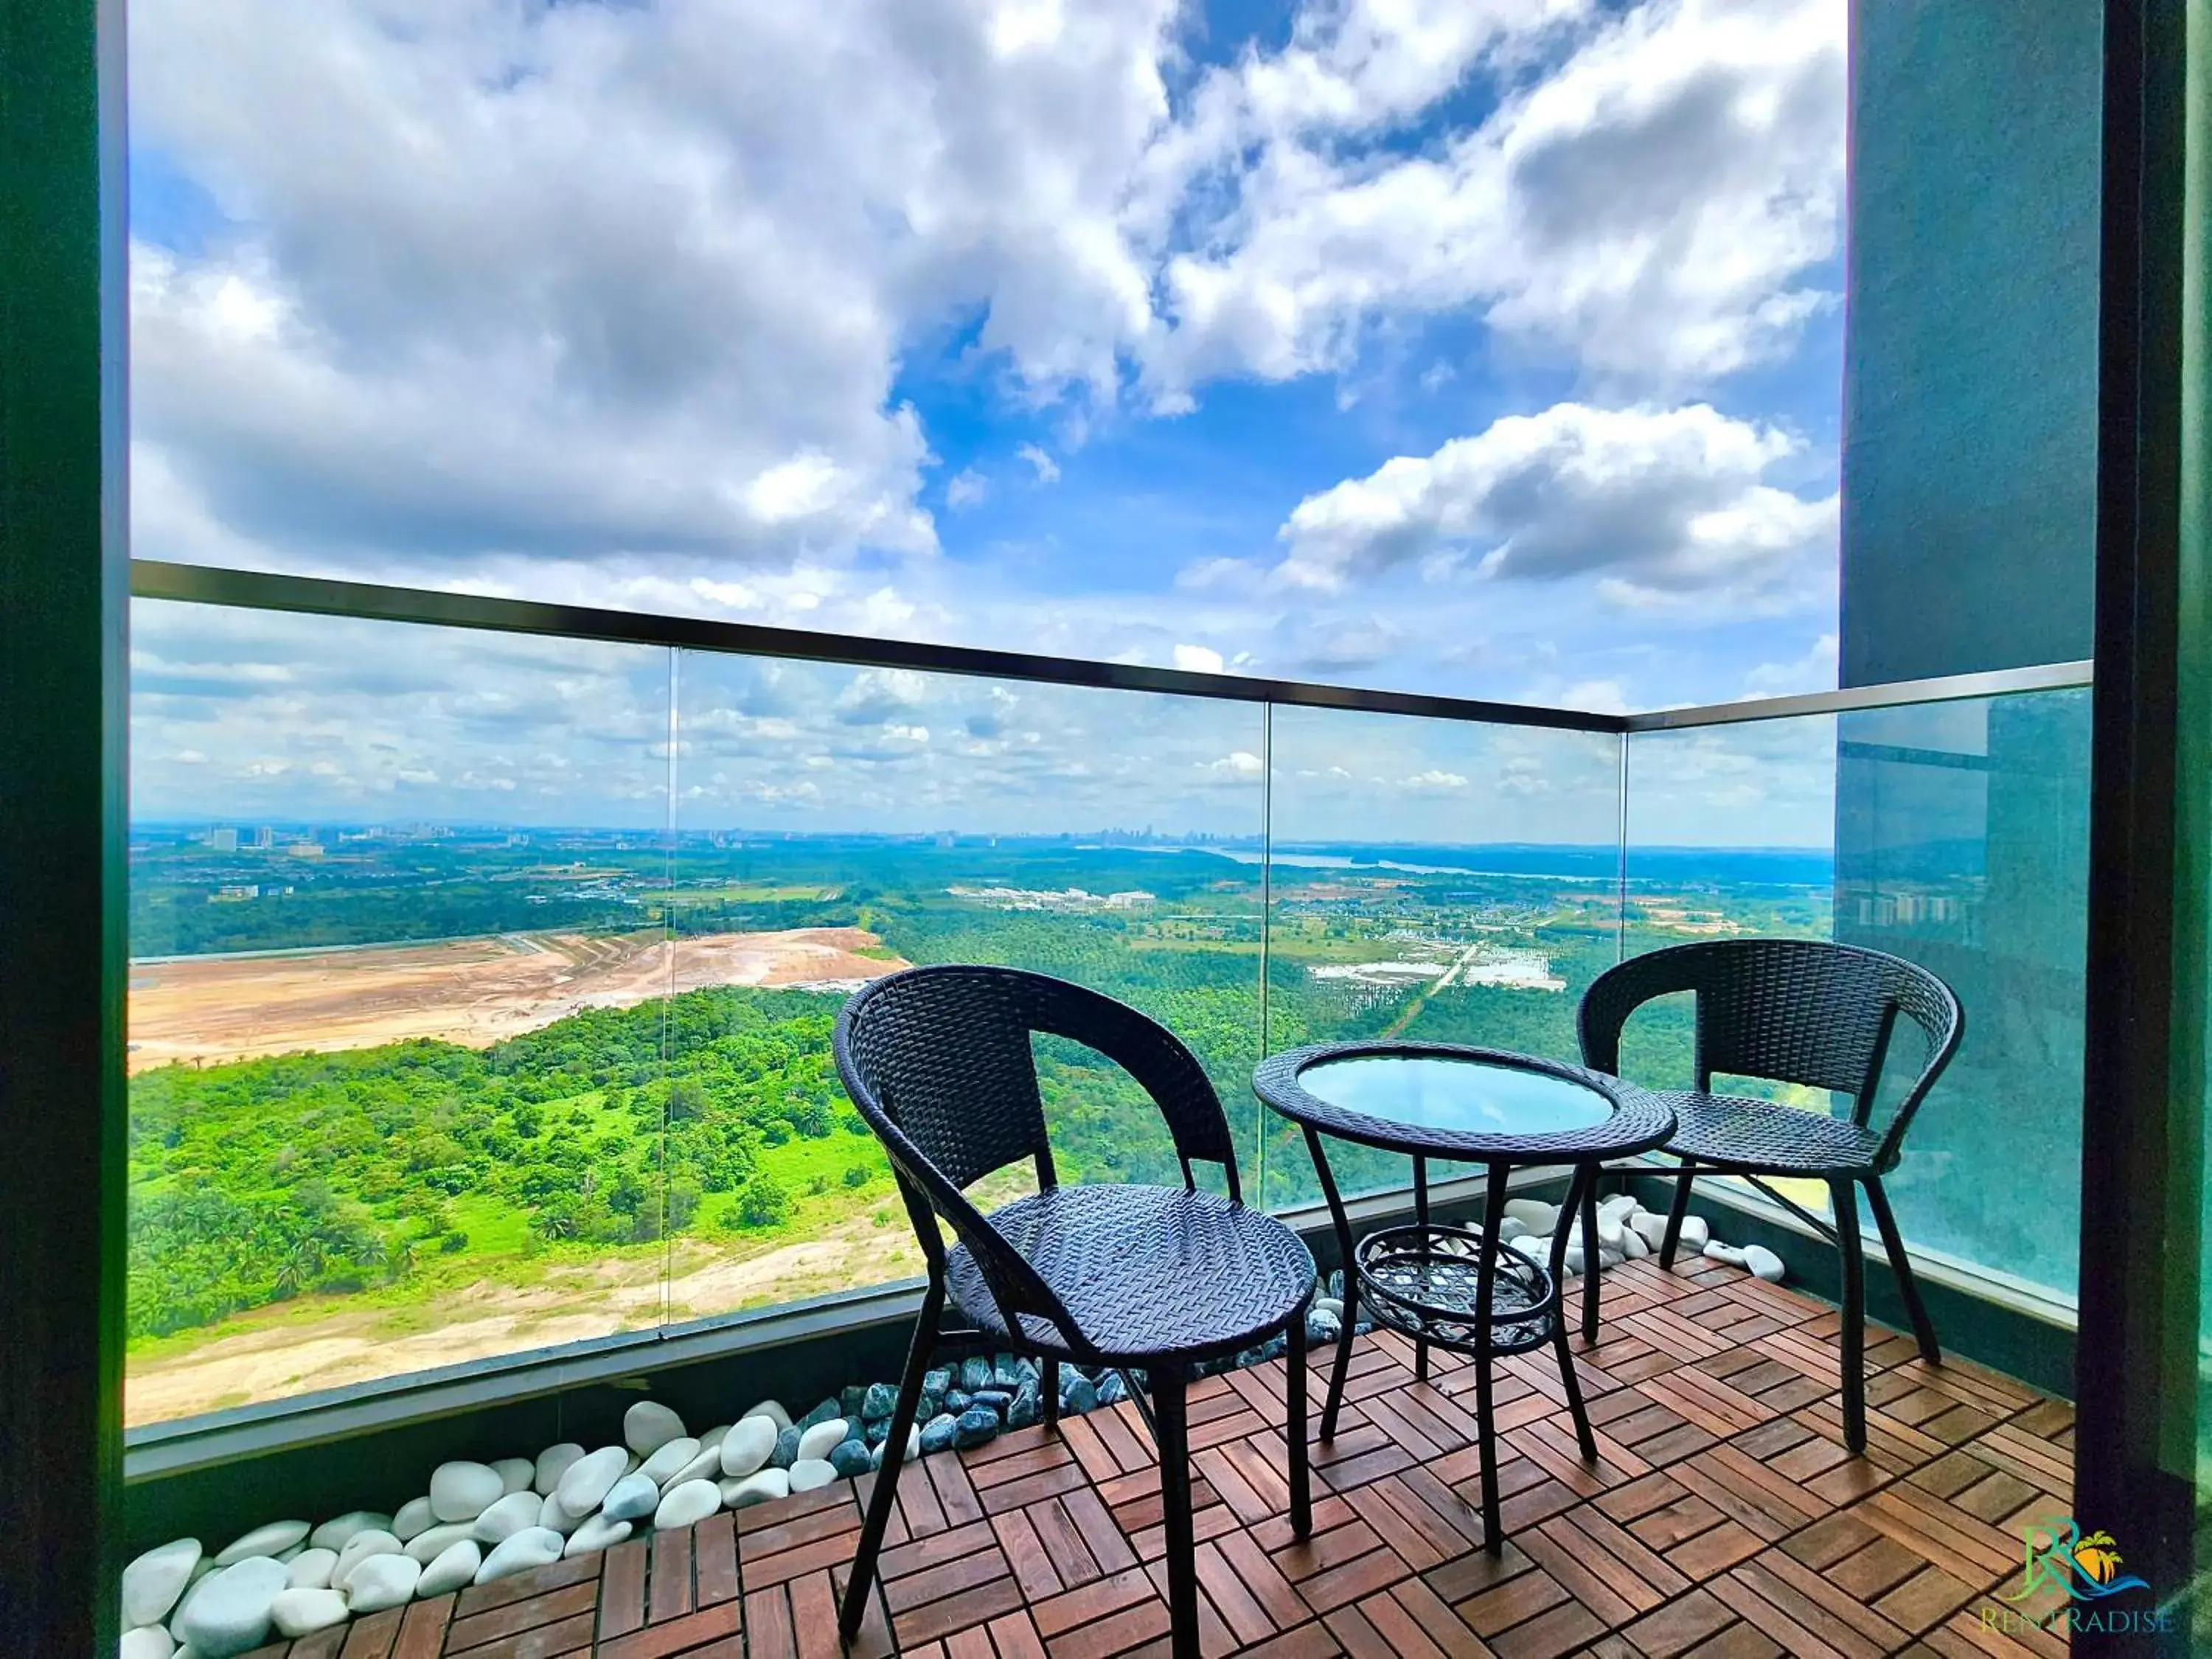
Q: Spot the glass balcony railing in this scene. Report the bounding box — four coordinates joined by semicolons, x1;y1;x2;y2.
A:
123;581;2091;1431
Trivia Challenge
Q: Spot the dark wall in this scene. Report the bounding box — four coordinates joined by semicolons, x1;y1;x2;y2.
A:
1840;1;2103;684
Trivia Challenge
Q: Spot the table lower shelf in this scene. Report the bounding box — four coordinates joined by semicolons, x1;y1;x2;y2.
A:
1354;1222;1562;1357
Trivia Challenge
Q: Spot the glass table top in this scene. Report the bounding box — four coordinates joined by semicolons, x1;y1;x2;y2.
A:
1295;1054;1614;1136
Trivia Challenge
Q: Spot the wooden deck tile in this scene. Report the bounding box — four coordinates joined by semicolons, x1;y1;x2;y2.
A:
261;1300;2073;1659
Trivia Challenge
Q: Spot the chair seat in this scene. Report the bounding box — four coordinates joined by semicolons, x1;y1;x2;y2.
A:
1658;1090;1889;1177
946;1183;1315;1366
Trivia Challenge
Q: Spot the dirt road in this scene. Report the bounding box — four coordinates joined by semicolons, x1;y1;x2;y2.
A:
127;927;907;1072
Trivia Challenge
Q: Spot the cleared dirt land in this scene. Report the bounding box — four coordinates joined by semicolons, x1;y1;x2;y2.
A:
127;926;908;1072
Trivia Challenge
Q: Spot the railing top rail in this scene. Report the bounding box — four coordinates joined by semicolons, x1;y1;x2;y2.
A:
130;560;1619;734
1621;659;2094;731
131;560;2093;732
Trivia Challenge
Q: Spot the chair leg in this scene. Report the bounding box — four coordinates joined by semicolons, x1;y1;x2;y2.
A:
1286;1304;1312;1540
1832;1178;1867;1455
1865;1177;1941;1363
1579;1172;1601;1344
1043;1357;1060;1433
1658;1158;1697;1269
841;1282;940;1646
1151;1364;1200;1659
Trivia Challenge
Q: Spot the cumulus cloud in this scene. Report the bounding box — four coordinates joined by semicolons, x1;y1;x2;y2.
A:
1141;0;1843;400
1272;401;1836;610
131;0;1842;592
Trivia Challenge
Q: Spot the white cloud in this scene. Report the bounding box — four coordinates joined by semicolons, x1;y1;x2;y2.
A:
1140;0;1843;400
1742;630;1839;698
1271;401;1835;611
1015;442;1062;484
1172;643;1227;673
945;469;991;511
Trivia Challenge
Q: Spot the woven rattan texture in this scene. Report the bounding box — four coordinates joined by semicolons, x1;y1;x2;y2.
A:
1579;939;1961;1115
1253;1042;1675;1163
1652;1089;1892;1178
945;1184;1315;1365
840;967;1056;1192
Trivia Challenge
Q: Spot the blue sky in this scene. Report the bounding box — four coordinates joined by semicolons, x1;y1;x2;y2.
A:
127;0;1848;833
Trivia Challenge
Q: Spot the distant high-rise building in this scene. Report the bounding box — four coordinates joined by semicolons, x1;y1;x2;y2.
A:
252;825;274;849
207;827;238;852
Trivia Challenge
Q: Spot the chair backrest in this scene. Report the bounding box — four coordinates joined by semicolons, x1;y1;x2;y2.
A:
832;964;1243;1345
1578;938;1963;1165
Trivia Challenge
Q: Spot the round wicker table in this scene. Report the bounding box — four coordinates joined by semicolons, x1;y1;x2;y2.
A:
1255;1041;1674;1553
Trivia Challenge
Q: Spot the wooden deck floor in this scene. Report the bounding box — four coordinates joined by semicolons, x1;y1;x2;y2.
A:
247;1254;2076;1659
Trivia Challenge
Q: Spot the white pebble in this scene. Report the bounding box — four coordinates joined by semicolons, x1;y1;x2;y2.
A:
482;1458;530;1495
391;1497;436;1543
639;1436;701;1487
719;1416;779;1478
794;1420;847;1463
654;1478;724;1531
344;1552;421;1613
1620;1227;1649;1259
120;1627;175;1659
1503;1198;1557;1232
602;1472;662;1525
1742;1245;1787;1283
429;1461;504;1523
538;1492;585;1536
624;1400;688;1457
1703;1240;1747;1267
564;1513;633;1558
534;1442;586;1497
308;1511;390;1553
720;1469;788;1509
475;1528;565;1586
214;1521;309;1567
554;1446;628;1517
121;1538;201;1629
472;1490;543;1546
283;1548;336;1591
417;1538;481;1597
787;1459;838;1493
268;1587;349;1638
404;1523;477;1564
331;1530;403;1590
667;1441;724;1489
741;1399;793;1431
1679;1215;1711;1249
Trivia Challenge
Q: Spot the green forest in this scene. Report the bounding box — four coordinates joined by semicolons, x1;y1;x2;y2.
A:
125;836;1836;1366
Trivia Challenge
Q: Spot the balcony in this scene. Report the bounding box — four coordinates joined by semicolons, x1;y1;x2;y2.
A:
103;563;2093;1659
183;1272;2074;1659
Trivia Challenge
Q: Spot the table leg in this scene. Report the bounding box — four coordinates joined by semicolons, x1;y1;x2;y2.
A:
1304;1126;1359;1441
1580;1171;1602;1345
1548;1163;1599;1461
1412;1154;1430;1384
1474;1160;1508;1554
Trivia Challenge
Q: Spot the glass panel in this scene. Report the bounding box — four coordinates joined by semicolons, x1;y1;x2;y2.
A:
1261;707;1624;1208
125;599;674;1425
1621;711;1838;1098
1297;1054;1615;1135
665;651;1265;1324
1832;689;2088;1297
1623;692;2088;1297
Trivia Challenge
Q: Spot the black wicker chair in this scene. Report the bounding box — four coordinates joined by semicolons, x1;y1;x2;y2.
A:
1578;939;1963;1453
832;965;1315;1658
